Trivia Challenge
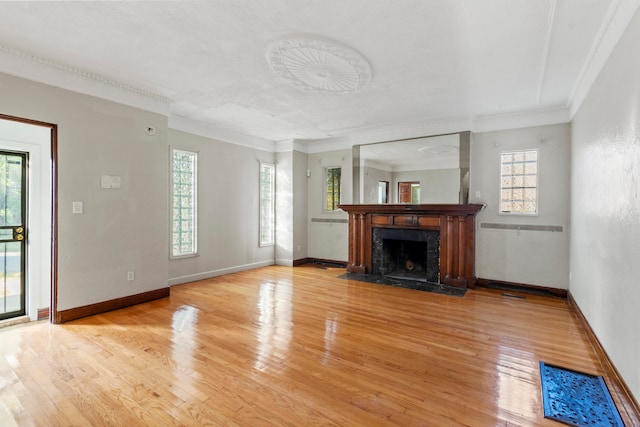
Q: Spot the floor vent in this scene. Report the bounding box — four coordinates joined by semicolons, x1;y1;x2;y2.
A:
501;293;526;299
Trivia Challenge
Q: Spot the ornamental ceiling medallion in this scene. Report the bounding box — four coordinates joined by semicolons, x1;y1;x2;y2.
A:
267;36;373;94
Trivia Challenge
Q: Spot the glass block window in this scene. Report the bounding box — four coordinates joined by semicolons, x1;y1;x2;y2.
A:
500;149;538;214
259;162;275;247
325;167;341;211
171;149;197;257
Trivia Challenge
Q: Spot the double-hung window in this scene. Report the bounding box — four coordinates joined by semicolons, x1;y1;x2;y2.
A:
500;149;538;215
171;148;197;257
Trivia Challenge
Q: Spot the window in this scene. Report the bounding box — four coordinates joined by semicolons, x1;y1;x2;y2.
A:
500;149;538;214
171;148;197;257
259;162;275;246
325;167;341;211
377;181;389;204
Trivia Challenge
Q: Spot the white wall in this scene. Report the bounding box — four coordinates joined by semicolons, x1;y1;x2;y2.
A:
470;124;571;288
570;7;640;401
275;149;309;265
275;150;293;265
0;72;169;311
307;149;351;261
168;129;275;284
292;150;308;261
362;164;391;203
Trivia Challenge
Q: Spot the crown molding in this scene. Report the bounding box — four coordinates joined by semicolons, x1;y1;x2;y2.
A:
0;42;172;116
568;0;640;118
472;105;570;134
297;106;570;154
300;116;475;154
168;115;275;152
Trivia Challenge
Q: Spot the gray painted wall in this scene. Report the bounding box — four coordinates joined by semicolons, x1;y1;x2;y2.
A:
392;168;460;204
0;72;169;311
307;149;351;261
470;124;571;288
168;129;275;284
570;6;640;401
292;150;309;261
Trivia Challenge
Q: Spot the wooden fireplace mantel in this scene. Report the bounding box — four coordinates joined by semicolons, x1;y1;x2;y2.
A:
339;204;484;288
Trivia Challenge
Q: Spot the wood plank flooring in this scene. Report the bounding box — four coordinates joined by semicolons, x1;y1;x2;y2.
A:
0;265;633;426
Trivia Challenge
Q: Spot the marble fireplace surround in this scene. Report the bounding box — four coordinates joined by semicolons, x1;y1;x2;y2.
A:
340;204;484;288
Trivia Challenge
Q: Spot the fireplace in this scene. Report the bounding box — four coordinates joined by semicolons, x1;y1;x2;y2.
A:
339;204;483;288
372;228;440;283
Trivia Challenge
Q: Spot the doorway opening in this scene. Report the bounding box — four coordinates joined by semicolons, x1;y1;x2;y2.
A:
398;181;420;203
0;114;57;324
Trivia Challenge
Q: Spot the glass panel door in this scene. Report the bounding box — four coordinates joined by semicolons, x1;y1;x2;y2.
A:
0;151;27;320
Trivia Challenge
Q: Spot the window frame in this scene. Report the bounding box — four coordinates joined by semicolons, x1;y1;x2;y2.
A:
324;166;342;212
170;147;198;259
498;148;539;216
259;161;275;247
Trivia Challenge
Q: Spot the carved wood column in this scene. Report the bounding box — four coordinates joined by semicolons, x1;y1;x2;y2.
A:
457;215;466;281
346;212;367;274
358;213;366;269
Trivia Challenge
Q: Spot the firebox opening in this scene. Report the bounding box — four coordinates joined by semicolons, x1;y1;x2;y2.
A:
372;228;440;284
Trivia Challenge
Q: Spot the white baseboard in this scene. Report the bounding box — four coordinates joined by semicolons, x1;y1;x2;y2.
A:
168;260;275;286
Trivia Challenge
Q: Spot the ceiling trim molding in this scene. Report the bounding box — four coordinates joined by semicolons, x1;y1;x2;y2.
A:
300;105;570;154
472;105;570;134
536;0;557;103
302;116;475;154
274;139;310;153
168;115;276;152
0;42;173;116
568;0;640;117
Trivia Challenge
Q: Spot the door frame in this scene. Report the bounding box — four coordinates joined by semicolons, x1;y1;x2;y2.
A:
0;114;58;323
0;150;28;320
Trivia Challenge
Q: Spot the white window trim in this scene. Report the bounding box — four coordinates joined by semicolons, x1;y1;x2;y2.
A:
170;147;198;259
259;161;275;247
498;148;539;217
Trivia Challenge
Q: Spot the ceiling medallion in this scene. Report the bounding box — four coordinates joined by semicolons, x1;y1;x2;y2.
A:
267;36;372;95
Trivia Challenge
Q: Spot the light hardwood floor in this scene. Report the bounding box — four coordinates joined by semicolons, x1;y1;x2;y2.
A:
0;265;634;426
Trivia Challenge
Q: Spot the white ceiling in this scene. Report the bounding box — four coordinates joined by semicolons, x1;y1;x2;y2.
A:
0;1;637;151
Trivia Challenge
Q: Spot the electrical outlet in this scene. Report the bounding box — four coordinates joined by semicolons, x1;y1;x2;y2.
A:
127;271;135;281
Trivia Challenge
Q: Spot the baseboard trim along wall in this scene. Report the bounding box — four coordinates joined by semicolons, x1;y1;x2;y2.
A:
37;307;49;320
475;278;567;298
293;258;347;267
168;260;274;286
567;291;640;426
56;287;170;324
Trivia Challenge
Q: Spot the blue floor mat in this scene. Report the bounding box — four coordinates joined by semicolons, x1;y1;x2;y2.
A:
540;362;624;426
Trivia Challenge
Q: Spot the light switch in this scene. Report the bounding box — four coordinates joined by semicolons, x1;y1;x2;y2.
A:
72;201;83;214
475;191;481;198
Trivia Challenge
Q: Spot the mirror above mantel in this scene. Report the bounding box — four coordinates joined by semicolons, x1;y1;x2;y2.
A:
352;131;470;205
